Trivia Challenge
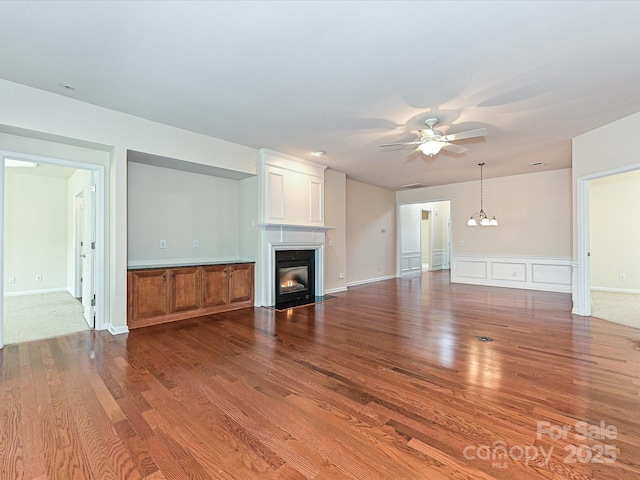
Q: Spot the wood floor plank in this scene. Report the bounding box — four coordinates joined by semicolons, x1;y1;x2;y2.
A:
2;272;640;479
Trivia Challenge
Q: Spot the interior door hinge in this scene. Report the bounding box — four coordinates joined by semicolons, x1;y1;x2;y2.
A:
90;184;96;192
91;241;96;249
91;295;96;307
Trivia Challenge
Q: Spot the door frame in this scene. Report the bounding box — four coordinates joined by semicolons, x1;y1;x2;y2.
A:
74;190;84;298
396;199;452;278
1;151;106;348
420;208;433;272
81;180;96;328
575;163;640;316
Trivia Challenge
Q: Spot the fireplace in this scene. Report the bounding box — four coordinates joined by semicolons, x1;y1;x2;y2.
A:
275;250;315;309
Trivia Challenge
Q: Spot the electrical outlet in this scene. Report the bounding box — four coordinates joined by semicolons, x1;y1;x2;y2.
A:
160;240;167;249
619;273;626;281
35;274;42;281
339;273;344;279
378;266;382;272
193;240;199;248
8;276;15;284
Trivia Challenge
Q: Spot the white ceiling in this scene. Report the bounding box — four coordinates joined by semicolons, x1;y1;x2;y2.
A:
1;1;640;189
5;161;77;179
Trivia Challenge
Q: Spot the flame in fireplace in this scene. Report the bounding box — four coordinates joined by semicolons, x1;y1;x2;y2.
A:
280;269;307;293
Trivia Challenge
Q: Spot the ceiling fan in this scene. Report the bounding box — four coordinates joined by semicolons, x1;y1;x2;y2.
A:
380;117;488;157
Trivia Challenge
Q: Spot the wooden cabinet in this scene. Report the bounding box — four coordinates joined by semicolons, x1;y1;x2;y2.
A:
202;265;229;307
128;263;254;329
201;263;254;306
129;269;169;321
229;263;253;303
169;267;201;312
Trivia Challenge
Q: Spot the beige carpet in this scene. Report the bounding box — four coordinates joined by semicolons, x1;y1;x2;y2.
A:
3;291;89;345
591;290;640;330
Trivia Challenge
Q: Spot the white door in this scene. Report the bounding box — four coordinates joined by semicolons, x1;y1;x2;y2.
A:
81;182;95;328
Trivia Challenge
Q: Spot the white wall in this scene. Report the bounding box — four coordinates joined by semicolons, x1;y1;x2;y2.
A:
127;162;241;265
346;179;396;285
436;201;450;255
589;169;640;292
397;168;572;257
238;176;259;262
5;170;68;294
325;169;347;292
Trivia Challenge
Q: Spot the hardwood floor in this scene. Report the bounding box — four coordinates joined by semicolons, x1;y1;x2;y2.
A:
2;271;639;479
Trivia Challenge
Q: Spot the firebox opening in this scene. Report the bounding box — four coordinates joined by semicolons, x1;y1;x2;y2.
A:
275;250;315;309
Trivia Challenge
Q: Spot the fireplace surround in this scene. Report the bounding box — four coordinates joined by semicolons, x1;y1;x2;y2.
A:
275;250;315;309
257;229;327;308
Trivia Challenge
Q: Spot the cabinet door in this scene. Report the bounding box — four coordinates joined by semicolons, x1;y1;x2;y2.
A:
201;265;229;307
228;264;254;304
130;269;169;320
169;267;201;312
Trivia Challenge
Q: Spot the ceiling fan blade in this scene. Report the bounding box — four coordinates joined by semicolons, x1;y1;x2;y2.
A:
442;128;488;142
380;141;423;147
441;143;468;154
402;148;420;161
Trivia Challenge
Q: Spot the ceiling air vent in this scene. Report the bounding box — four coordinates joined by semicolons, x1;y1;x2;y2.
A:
400;183;425;189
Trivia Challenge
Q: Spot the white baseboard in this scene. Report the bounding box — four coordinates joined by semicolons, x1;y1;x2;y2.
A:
325;286;347;294
347;275;396;288
591;286;640;295
4;287;67;297
107;324;129;336
451;255;572;293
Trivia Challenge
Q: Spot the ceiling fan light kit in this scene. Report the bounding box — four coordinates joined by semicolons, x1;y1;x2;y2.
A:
418;141;443;156
468;162;498;227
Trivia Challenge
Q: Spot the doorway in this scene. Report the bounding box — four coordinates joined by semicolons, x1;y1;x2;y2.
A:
1;151;104;347
586;168;640;328
398;200;451;277
421;210;430;271
575;164;640;325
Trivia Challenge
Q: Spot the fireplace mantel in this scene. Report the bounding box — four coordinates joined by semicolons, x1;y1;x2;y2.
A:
257;223;335;232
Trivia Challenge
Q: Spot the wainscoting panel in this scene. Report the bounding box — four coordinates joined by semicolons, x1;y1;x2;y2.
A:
531;263;572;286
267;171;284;221
432;250;444;271
309;180;322;222
456;260;487;279
400;250;422;277
452;255;572;293
492;262;527;282
442;249;450;269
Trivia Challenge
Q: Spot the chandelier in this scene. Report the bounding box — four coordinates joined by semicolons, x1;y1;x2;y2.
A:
467;163;498;226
